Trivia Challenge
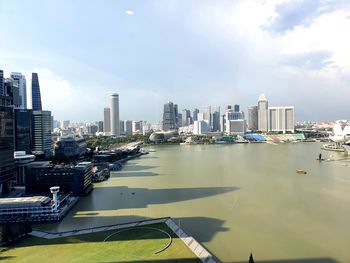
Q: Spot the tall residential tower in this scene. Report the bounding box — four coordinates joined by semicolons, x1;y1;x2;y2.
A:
258;93;268;132
110;94;120;136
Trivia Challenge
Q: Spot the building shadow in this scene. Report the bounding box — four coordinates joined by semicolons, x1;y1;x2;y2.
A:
121;165;159;171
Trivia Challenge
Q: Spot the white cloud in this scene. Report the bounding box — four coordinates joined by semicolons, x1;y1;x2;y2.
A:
125;10;134;16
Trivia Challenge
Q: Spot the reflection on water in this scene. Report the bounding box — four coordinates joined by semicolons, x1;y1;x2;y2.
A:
39;143;350;262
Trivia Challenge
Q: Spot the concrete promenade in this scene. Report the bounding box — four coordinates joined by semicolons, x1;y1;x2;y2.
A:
30;217;218;263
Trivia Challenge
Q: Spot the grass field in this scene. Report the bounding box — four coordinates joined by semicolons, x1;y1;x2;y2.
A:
0;223;201;263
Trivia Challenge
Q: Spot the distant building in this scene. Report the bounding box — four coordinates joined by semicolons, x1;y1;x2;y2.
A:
98;121;104;132
258;93;268;132
125;120;132;136
182;109;191;126
268;106;295;133
87;124;98;135
203;106;211;128
193;108;199;121
31;73;42;110
0;104;16;194
132;121;143;134
103;107;111;134
0;69;4;95
14;109;33;153
193;120;210;135
248;106;258;131
61;120;70;129
26;162;93;196
226;119;246;135
220;114;226;132
234;104;240;112
163;101;177;131
32;110;52;158
110;94;120;136
4;78;22;108
211;106;221;132
10;72;27;109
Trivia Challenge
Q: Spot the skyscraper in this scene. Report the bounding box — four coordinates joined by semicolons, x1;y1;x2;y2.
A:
103;107;111;134
258;93;268;132
31;73;42;110
110;94;120;136
0;69;4;96
268;106;294;133
10;72;27;109
163;101;177;131
14;109;33;153
234;104;240;112
4;78;21;108
193;108;199;121
248;106;258;131
211;106;221;132
0;103;16;194
32;110;52;157
182;109;191;126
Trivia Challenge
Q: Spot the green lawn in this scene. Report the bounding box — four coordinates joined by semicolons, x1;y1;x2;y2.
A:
0;223;201;263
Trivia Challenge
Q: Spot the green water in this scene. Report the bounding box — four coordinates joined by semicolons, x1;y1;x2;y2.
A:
42;143;350;262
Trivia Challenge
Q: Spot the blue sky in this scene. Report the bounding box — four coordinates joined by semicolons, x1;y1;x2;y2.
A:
1;0;350;122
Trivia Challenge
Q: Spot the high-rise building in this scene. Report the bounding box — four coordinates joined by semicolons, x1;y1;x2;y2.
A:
174;104;179;128
163;101;177;131
10;72;27;109
4;78;22;108
193;108;199;121
234;104;240;112
119;120;125;135
182;109;191;126
225;105;232;111
203;106;211;124
211;106;221;132
268;106;294;133
258;93;268;132
132;121;143;134
125;120;132;136
103;107;111;134
31;73;42;110
220;114;226;132
226;119;246;135
0;104;16;194
248;106;258;131
61;120;70;129
0;69;4;96
14;109;33;153
193;120;210;135
32;110;52;157
110;94;120;136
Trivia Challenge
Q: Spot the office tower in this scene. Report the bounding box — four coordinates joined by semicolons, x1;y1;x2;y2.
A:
125;120;132;136
31;73;42;110
4;78;22;108
14;109;33;153
182;109;191;126
103;107;111;134
234;104;240;112
61;120;70;129
174;104;179;127
211;106;221;132
226;110;244;121
193;108;199;121
119;120;125;135
163;101;177;131
87;124;98;135
98;121;104;132
225;105;232;111
10;72;27;109
268;106;294;133
0;69;4;95
248;106;258;131
32;110;52;157
220;114;226;132
132;121;143;134
193;120;210;135
226;119;246;135
258;93;268;132
110;94;120;136
0;103;16;194
203;106;211;123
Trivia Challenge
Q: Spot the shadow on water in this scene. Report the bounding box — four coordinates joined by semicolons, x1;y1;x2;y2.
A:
111;171;160;178
121;165;160;171
229;258;340;263
81;186;239;211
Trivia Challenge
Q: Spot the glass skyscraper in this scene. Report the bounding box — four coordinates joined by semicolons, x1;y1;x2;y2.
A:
31;73;42;110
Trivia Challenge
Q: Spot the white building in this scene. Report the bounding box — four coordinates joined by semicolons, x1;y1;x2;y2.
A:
193;120;210;135
268;106;294;133
10;72;27;109
103;107;111;135
258;93;268;132
110;94;120;136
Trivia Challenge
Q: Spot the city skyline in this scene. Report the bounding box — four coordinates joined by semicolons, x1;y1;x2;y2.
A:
1;1;350;122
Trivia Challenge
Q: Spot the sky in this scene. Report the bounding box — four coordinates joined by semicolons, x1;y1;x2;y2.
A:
1;0;350;123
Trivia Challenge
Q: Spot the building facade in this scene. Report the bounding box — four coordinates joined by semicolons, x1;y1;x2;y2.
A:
248;106;258;131
31;73;42;110
14;109;33;153
193;108;199;121
268;106;295;133
211;106;220;132
125;120;133;136
0;70;3;96
163;101;177;131
10;72;27;109
258;93;268;132
32;110;52;157
103;107;111;134
226;119;246;135
110;94;120;136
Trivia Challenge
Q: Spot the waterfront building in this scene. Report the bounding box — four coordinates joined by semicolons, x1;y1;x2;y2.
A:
10;72;27;109
4;78;22;108
0;104;16;194
226;119;246;135
248;106;258;131
193;108;199;121
54;137;87;159
163;101;177;131
0;69;3;95
258;93;268;132
103;107;111;134
110;94;120;136
182;109;191;126
32;110;52;158
125;120;133;136
31;73;42;110
26;162;93;196
211;106;221;132
193;120;210;135
268;106;295;133
234;104;240;112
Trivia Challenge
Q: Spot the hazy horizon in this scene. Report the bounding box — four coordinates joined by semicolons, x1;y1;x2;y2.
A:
1;0;350;123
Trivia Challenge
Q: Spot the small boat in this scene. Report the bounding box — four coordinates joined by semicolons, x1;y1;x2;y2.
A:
296;170;307;175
